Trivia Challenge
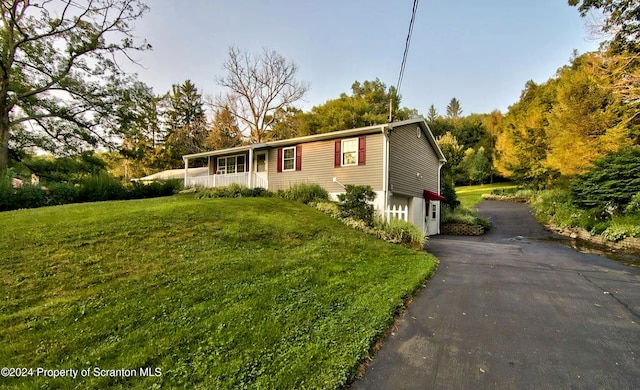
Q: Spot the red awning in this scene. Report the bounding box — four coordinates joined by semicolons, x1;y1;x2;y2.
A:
423;190;446;201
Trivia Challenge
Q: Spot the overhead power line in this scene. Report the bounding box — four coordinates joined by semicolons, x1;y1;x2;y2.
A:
396;0;419;95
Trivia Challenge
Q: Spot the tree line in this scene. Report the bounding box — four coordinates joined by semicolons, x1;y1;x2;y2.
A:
2;0;638;191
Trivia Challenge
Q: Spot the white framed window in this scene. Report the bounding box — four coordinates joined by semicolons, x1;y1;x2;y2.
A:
282;147;295;171
217;154;245;174
341;138;358;166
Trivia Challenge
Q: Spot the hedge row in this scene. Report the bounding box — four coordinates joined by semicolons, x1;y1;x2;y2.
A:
0;172;182;212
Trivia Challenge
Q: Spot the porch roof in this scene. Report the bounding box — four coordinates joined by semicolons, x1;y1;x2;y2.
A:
182;143;267;160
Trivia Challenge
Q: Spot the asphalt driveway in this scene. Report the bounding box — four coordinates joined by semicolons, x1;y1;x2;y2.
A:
352;200;640;390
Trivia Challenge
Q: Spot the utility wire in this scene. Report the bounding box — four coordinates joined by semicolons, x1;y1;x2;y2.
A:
396;0;419;97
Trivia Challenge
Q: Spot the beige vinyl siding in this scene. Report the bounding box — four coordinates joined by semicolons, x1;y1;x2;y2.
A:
267;133;384;192
388;123;440;198
389;194;409;208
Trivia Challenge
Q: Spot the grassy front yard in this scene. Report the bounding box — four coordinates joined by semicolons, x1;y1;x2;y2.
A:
456;182;517;208
0;196;437;389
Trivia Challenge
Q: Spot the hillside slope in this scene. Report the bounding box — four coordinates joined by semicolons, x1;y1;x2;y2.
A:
0;196;437;389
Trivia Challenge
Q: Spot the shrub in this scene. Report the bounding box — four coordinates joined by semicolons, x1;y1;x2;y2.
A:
196;184;270;199
78;172;126;202
441;205;490;230
337;185;376;226
570;147;640;211
440;177;460;209
12;184;46;209
530;189;583;227
483;188;534;202
441;205;477;224
46;183;80;205
0;170;15;211
310;201;341;219
601;223;640;242
278;183;328;204
128;180;182;199
375;217;427;249
625;192;640;215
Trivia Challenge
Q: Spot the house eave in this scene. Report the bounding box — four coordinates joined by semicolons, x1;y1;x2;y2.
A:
182;143;268;160
181;117;445;162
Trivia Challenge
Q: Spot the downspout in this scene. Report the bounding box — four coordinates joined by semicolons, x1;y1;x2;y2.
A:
437;160;445;234
382;125;391;218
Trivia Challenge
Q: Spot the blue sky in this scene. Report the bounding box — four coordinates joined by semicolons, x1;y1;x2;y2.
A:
126;0;601;116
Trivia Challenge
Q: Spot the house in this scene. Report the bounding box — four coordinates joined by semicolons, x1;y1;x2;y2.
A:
182;118;447;235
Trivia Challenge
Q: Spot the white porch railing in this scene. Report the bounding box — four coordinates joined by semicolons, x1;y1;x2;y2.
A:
385;205;409;222
185;172;268;189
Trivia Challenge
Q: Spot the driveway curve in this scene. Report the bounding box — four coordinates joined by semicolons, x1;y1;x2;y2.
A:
352;200;640;390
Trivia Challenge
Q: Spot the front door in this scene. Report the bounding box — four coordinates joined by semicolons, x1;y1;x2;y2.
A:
254;152;268;188
427;200;439;235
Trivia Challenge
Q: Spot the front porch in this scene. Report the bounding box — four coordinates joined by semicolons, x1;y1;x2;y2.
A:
184;172;268;189
183;143;270;190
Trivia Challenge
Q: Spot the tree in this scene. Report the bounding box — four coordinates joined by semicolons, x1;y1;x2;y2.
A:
161;80;209;167
426;104;439;122
569;0;640;53
0;0;151;171
570;146;640;210
206;106;243;150
446;98;463;120
465;147;492;184
545;52;629;175
279;78;414;136
216;47;309;143
494;80;559;186
437;131;466;184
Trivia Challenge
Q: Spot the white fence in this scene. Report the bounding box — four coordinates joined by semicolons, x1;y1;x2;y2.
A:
185;173;268;189
385;204;409;222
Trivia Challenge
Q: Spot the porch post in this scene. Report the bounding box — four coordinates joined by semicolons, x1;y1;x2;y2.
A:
184;157;189;187
248;148;254;188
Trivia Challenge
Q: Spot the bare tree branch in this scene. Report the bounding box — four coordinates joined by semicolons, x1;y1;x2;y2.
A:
215;47;309;143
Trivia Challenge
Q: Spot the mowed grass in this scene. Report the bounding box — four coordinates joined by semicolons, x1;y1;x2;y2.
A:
456;182;517;208
0;196;437;389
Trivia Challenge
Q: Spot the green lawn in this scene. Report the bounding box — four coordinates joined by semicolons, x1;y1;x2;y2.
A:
0;196;437;389
456;182;517;208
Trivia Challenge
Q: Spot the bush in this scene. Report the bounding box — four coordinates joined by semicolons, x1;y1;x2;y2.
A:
278;183;328;204
441;205;477;224
128;180;183;199
530;189;582;227
337;185;376;226
310;201;341;219
13;184;46;209
374;217;426;249
440;176;460;209
625;192;640;215
570;147;640;211
0;170;15;211
195;184;270;199
441;205;490;230
46;183;80;205
78;172;126;202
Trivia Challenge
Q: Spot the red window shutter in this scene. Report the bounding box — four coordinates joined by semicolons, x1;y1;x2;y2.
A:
358;136;366;166
245;152;250;172
212;158;217;174
277;148;283;173
296;145;302;171
334;140;341;167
